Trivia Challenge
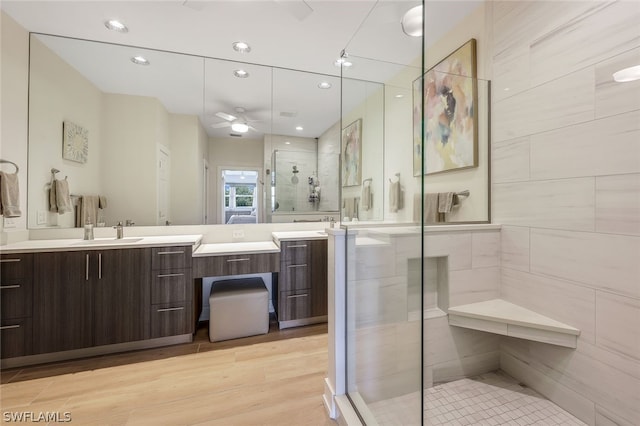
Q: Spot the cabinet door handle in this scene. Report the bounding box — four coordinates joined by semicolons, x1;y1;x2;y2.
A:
98;253;102;280
0;324;21;330
86;254;90;281
157;307;185;313
287;293;308;299
157;251;184;255
157;273;185;278
288;244;307;248
226;258;250;263
0;285;21;290
0;258;21;263
287;264;308;268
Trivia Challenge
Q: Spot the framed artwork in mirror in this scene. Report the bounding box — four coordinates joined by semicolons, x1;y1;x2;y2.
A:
62;120;88;163
342;118;362;187
413;38;478;176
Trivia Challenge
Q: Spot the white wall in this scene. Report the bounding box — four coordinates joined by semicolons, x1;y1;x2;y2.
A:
209;136;264;224
27;36;103;229
492;2;640;425
318;122;340;212
0;12;29;238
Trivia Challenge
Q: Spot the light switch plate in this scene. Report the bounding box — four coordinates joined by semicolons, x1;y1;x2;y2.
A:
3;217;16;228
232;229;244;239
37;210;46;225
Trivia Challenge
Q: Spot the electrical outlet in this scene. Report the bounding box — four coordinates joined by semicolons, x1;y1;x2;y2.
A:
3;217;17;228
232;229;244;239
37;210;46;225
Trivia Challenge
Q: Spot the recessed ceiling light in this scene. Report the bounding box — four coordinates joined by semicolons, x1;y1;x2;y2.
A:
504;87;511;91
131;56;150;66
232;41;251;53
318;81;332;89
285;141;291;145
104;19;128;33
334;58;353;68
295;126;303;131
233;69;249;78
231;122;249;133
395;94;404;98
613;64;640;82
401;5;423;37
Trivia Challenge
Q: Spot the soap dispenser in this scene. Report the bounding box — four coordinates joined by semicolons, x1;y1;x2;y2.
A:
83;219;94;240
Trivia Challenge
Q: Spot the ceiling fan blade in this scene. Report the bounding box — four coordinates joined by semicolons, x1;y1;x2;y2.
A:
211;121;232;129
215;112;237;121
274;0;313;21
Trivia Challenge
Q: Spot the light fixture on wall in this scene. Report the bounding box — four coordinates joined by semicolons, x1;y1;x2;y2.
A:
104;19;128;33
233;69;249;78
232;41;251;53
613;65;640;82
231;122;249;133
401;5;423;37
131;55;150;65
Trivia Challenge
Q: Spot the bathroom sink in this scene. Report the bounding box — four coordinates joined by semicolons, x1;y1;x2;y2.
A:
72;237;144;245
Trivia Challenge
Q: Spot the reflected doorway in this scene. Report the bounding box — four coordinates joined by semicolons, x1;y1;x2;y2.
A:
220;169;260;224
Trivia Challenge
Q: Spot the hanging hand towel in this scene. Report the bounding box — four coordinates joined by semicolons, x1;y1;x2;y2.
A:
389;180;402;213
98;195;108;209
77;195;99;227
0;171;21;217
55;179;73;214
424;193;440;223
49;178;58;213
361;182;372;211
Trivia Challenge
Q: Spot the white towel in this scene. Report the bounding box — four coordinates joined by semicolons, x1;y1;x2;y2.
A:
76;195;99;227
361;182;372;211
55;179;73;214
0;171;21;217
389;181;402;213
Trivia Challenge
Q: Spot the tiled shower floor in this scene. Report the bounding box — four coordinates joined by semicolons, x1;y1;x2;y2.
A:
368;371;586;425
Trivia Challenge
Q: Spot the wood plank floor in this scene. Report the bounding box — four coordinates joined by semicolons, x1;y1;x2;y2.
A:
1;321;335;425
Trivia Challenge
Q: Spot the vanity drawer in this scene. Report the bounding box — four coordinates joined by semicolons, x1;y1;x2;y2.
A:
1;317;33;358
151;246;192;271
278;262;310;292
151;269;192;304
193;252;280;278
1;278;32;320
0;253;33;283
280;240;310;264
278;289;312;321
150;302;192;338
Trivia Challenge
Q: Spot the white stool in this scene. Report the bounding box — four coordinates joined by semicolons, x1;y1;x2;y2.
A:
208;278;269;342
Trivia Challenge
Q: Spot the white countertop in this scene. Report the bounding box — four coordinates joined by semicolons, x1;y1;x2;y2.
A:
271;230;328;245
0;235;203;254
193;241;280;257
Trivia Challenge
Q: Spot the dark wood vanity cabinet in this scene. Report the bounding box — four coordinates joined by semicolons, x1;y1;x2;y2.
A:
1;253;34;358
150;246;193;338
32;248;151;354
277;239;327;326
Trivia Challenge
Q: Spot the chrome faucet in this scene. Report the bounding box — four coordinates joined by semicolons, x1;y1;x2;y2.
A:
114;221;124;239
125;219;135;226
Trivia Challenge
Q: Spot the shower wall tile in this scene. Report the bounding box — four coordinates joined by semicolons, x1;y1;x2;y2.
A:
530;111;640;180
595;173;640;236
431;351;500;384
424;233;472;271
472;231;500;268
595;47;640;119
448;267;500;307
492;46;530;101
493;69;595;142
500;226;530;272
353;276;408;327
595;291;640;361
354;242;396;280
529;2;640;87
530;228;640;299
500;349;596;426
493;178;595;231
492;137;530;183
501;268;596;344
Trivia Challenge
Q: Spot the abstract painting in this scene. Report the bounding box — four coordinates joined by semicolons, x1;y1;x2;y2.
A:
342;118;362;187
413;39;478;175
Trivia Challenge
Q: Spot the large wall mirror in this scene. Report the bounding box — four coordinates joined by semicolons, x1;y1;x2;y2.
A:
28;33;341;228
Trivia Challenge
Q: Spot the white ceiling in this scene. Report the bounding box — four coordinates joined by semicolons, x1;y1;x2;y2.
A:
2;0;482;139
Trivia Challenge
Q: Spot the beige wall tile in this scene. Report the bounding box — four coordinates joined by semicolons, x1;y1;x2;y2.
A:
595;291;640;360
595;47;640;119
449;267;500;307
493;178;595;231
530;111;640;180
500;225;530;272
530;228;640;299
424;233;472;271
492;137;530;183
596;173;640;236
472;231;500;268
